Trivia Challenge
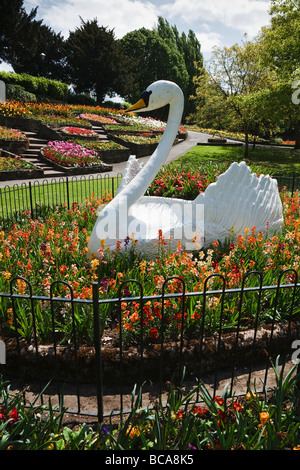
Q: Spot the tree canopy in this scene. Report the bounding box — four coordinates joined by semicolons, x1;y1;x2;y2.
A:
120;17;202;118
0;0;66;81
65;18;129;102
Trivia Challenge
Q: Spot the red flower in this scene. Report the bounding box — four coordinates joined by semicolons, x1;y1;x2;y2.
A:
149;327;158;339
9;407;19;423
232;401;242;412
213;396;224;406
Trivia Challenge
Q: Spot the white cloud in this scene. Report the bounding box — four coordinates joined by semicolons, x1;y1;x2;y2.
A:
160;0;270;38
25;0;159;38
195;31;223;53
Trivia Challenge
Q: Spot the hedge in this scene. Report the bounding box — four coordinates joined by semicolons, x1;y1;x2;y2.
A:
0;72;69;102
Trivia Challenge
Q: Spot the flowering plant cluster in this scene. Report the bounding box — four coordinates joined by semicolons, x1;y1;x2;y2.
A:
117;134;161;145
42;140;103;167
61;126;99;138
35;114;91;128
147;162;227;199
0;126;27;141
121;114;166;132
2;357;300;450
0;101;32;118
0;155;35;171
0;179;299;346
80;113;118;125
69;139;128;152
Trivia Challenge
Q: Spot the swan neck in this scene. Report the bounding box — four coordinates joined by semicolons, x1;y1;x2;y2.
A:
118;95;183;207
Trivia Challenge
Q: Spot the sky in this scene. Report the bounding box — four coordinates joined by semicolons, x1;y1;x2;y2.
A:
1;0;273;73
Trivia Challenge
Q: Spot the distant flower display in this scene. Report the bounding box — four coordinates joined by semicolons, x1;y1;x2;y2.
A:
80;113;118;125
42;140;102;167
61;126;99;138
0;155;35;171
0;126;27;141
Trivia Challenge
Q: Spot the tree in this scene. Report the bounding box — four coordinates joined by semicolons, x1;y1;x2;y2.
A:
156;17;203;117
0;1;66;81
191;39;276;156
258;0;300;148
0;0;27;64
120;26;189;120
260;0;300;77
65;19;127;103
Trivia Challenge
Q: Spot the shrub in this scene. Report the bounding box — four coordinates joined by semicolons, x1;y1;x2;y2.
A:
0;72;69;102
6;84;37;102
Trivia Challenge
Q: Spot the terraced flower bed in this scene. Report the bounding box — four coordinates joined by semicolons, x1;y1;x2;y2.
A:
0;125;29;154
108;132;162;157
60;126;99;139
40;140;112;173
0;154;43;180
69;138;131;163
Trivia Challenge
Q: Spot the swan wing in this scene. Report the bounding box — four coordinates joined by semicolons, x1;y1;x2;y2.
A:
195;161;284;246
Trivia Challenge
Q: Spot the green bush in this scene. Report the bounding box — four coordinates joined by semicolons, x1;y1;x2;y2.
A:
6;84;37;102
68;93;97;106
0;72;69;102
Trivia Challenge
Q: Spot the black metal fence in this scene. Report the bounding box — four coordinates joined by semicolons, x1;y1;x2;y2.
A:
274;173;300;195
0;270;299;422
0;172;299;422
0;173;122;223
0;172;299;225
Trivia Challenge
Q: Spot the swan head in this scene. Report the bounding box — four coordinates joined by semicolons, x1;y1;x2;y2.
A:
126;80;183;113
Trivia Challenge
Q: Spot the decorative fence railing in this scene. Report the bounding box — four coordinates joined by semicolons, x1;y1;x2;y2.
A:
0;173;122;223
0;270;299;422
273;173;300;195
0;171;299;422
0;172;299;224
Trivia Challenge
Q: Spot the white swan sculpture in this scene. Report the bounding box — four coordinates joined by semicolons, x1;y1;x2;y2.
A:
88;80;283;259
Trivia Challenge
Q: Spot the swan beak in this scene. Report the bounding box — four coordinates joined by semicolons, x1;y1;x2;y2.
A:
125;98;146;113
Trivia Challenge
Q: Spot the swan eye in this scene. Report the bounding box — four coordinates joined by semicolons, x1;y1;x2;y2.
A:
140;90;152;107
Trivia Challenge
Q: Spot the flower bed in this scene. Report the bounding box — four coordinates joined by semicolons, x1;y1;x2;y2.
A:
69;138;131;163
108;133;161;157
40;141;112;173
2;360;300;450
0;154;44;180
60;126;99;140
103;124;156;135
147;164;224;198
0;176;299;349
79;113;118;126
0;125;29;154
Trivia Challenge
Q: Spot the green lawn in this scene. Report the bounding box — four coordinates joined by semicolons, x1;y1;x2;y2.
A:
173;144;300;175
0;174;122;221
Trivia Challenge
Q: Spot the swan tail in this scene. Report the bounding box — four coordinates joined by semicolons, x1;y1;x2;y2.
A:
116;155;144;195
197;161;284;246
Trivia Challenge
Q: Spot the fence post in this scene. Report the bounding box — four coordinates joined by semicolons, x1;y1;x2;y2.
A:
92;282;104;422
66;177;70;210
28;181;34;218
111;176;115;197
292;173;295;197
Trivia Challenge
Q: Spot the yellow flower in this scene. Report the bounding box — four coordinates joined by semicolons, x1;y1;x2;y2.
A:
2;271;12;280
126;426;140;438
91;258;100;270
259;412;270;426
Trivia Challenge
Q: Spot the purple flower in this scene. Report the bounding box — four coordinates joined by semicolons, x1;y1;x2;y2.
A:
123;286;131;297
99;425;110;437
